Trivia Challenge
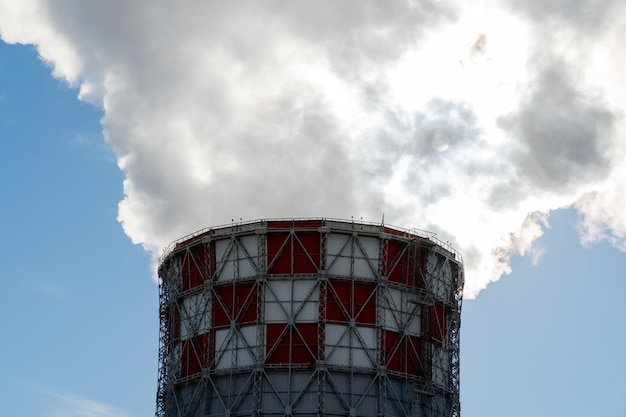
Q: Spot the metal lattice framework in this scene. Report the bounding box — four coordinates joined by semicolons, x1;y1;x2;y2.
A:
155;218;464;417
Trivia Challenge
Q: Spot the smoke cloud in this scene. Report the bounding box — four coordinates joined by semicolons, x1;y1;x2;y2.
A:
1;0;624;297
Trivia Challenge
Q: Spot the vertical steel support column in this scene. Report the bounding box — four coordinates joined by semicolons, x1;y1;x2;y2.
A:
157;255;182;417
254;226;266;417
449;262;463;417
317;225;328;417
377;232;388;417
201;240;212;417
156;274;169;417
228;233;239;405
423;247;435;417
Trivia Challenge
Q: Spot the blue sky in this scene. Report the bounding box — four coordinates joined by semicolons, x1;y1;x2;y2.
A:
0;42;156;417
462;210;626;416
1;2;626;416
3;42;626;417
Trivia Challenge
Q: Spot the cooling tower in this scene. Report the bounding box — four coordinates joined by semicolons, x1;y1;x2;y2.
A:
156;218;463;417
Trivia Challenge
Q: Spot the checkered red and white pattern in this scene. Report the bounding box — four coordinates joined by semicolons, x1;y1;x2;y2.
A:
170;220;451;382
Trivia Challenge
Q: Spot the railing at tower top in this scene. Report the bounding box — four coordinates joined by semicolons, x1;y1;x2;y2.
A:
159;217;463;265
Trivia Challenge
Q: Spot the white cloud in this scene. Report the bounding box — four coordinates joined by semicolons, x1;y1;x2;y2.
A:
1;0;625;298
32;385;136;417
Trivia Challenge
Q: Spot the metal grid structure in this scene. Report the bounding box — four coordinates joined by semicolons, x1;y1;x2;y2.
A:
156;218;464;417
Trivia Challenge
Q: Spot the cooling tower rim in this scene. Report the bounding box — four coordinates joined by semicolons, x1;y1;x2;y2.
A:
160;217;463;264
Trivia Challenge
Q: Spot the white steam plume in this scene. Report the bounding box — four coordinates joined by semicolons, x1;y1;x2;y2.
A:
1;0;625;298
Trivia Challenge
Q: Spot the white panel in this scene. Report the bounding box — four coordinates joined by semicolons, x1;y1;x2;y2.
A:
427;253;452;299
433;347;449;387
329;346;350;366
326;324;348;346
384;288;402;332
432;346;449;388
214;328;231;370
238;325;257;349
326;324;376;367
326;234;351;275
390;287;403;307
266;281;291;322
354;236;379;279
354;326;377;350
405;307;421;336
266;280;318;323
440;259;452;297
236;349;256;367
328;256;352;276
269;280;291;300
383;288;421;337
352;347;372;367
180;292;211;340
215;239;234;282
353;326;377;367
265;301;288;322
214;326;257;370
238;235;258;278
237;326;257;367
359;236;380;261
325;324;348;365
353;260;374;279
294;281;318;322
215;236;259;282
293;280;317;301
327;233;379;279
327;233;350;257
215;349;233;370
214;328;230;352
297;301;318;322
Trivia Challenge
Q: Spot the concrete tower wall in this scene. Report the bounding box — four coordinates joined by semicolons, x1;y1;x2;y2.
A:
156;218;463;417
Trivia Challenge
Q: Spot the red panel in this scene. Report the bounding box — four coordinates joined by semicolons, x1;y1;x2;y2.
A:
385;330;401;372
431;304;447;347
266;323;318;365
168;306;180;350
213;282;258;329
354;283;376;324
178;230;212;248
327;281;353;323
267;232;320;274
416;249;426;287
293;232;321;273
293;323;318;363
384;330;422;376
266;323;289;363
405;335;422;376
386;240;408;284
267;220;323;229
181;243;215;291
384;227;409;238
327;281;376;326
326;281;346;323
384;241;427;288
267;232;291;274
180;333;211;378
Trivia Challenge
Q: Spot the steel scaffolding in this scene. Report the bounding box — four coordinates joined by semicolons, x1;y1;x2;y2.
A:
155;218;463;417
